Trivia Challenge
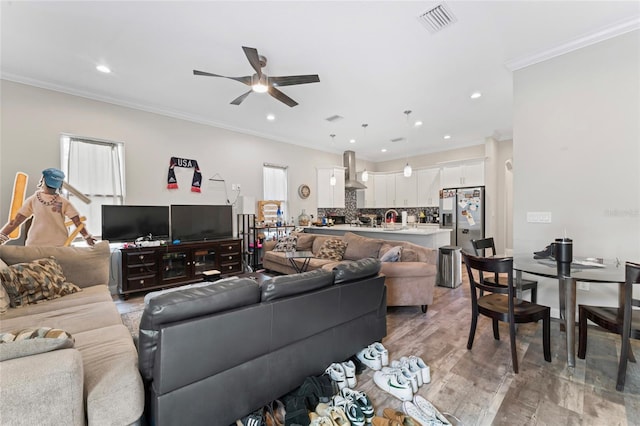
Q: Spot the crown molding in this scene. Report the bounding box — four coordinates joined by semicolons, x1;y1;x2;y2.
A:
505;16;640;71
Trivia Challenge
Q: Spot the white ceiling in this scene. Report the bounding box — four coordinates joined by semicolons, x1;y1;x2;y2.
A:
2;1;638;162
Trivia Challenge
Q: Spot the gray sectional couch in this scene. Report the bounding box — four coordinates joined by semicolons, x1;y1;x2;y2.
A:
263;231;438;311
0;242;144;426
138;258;387;426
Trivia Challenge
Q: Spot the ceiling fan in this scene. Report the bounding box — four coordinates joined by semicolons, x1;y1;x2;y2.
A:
193;46;320;107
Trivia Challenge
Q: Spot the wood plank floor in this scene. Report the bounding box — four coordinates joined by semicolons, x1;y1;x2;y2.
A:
115;270;640;425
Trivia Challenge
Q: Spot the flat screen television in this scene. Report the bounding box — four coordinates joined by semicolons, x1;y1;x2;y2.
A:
101;205;170;242
170;204;233;242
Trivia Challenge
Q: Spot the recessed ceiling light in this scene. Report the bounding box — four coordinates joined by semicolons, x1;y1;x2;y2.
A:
349;139;356;144
414;121;423;127
96;64;111;74
470;92;482;99
381;148;387;153
444;134;451;140
266;114;275;121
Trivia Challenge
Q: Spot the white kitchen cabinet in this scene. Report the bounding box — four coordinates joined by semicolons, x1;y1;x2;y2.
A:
416;168;440;207
356;172;375;208
441;159;485;188
316;167;345;208
395;172;417;207
385;174;396;206
372;173;387;208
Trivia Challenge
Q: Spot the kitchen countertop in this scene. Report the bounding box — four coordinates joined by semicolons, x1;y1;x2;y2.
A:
304;224;451;236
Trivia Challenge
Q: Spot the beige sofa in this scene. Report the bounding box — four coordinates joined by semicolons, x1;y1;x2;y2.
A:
263;231;438;311
0;242;144;426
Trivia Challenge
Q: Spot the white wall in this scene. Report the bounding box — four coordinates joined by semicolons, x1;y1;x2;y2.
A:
513;31;640;314
0;80;343;234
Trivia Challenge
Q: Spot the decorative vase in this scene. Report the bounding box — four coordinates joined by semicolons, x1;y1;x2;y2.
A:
298;209;311;226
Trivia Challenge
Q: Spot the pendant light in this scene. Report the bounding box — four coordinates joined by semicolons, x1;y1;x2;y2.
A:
329;134;337;186
361;124;369;182
403;110;413;177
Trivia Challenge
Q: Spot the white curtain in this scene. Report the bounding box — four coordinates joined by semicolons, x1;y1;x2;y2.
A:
61;135;125;238
263;164;288;216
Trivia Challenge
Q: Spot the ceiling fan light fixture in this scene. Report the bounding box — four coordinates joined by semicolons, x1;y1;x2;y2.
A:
96;64;111;74
404;163;413;177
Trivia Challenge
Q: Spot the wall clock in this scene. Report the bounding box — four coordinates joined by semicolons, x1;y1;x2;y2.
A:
298;184;311;199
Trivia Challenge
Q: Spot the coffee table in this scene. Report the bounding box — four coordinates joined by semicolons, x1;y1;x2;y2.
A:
285;250;315;273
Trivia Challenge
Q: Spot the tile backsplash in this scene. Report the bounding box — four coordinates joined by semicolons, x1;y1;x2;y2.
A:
317;189;439;223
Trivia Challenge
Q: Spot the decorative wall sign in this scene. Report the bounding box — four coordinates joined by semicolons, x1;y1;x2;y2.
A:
298;184;311;199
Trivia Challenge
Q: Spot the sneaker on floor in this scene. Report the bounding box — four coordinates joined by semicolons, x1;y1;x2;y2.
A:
412;395;450;425
340;387;374;423
402;401;444;426
325;363;348;390
409;356;431;385
341;360;357;388
356;346;383;371
382;408;420;426
316;404;350;426
373;370;414;401
309;412;338;426
382;366;418;394
332;395;366;426
371;416;402;426
391;358;422;387
369;342;389;366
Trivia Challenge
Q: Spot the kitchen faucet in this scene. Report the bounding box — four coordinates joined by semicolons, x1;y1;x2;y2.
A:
383;209;399;228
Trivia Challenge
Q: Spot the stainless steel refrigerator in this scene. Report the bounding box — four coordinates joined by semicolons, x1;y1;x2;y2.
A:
439;186;485;254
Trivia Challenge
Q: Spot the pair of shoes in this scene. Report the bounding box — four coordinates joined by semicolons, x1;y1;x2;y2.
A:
371;416;402;426
314;403;350;426
373;368;414;401
402;395;450;426
382;408;419;426
263;400;285;426
340;388;374;423
330;394;366;426
356;341;389;371
325;361;357;389
238;412;265;426
309;412;338;426
391;356;430;387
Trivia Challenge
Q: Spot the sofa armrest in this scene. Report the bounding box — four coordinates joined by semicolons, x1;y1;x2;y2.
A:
0;348;85;425
263;240;277;252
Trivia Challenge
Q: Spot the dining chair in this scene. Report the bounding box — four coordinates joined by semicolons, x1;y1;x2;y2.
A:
462;252;551;373
471;237;538;303
577;261;640;391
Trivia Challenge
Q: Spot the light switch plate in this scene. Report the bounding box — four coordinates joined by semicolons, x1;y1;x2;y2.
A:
527;212;552;223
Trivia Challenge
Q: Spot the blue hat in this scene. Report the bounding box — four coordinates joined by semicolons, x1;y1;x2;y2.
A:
42;168;65;189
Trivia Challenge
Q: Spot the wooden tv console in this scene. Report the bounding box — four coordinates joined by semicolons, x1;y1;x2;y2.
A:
117;238;242;298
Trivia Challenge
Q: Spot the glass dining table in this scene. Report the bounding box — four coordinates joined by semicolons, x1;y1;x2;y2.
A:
513;255;626;367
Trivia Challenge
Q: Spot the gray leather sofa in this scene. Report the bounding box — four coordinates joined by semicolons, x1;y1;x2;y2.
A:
138;258;387;426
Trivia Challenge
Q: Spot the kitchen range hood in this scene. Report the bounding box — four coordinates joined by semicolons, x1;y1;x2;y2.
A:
343;150;367;190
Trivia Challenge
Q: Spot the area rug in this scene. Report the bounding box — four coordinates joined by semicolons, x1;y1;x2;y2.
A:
120;309;144;339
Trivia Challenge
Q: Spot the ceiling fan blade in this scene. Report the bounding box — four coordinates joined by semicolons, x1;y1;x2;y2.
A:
269;75;320;87
193;70;252;86
242;46;262;78
268;86;298;107
230;90;252;105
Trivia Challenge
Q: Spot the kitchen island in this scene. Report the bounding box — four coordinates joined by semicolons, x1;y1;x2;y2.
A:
303;224;451;249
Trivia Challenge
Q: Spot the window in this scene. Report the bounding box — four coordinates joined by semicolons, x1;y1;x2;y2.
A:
263;163;288;218
60;135;125;238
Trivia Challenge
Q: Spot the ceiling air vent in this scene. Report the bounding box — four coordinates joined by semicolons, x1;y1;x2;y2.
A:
418;3;457;34
391;137;406;143
325;114;344;123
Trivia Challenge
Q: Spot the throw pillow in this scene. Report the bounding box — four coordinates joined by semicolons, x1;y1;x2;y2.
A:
380;246;402;262
0;257;81;308
294;233;315;251
0;327;75;361
316;239;348;261
342;232;384;261
401;248;419;262
272;235;298;252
